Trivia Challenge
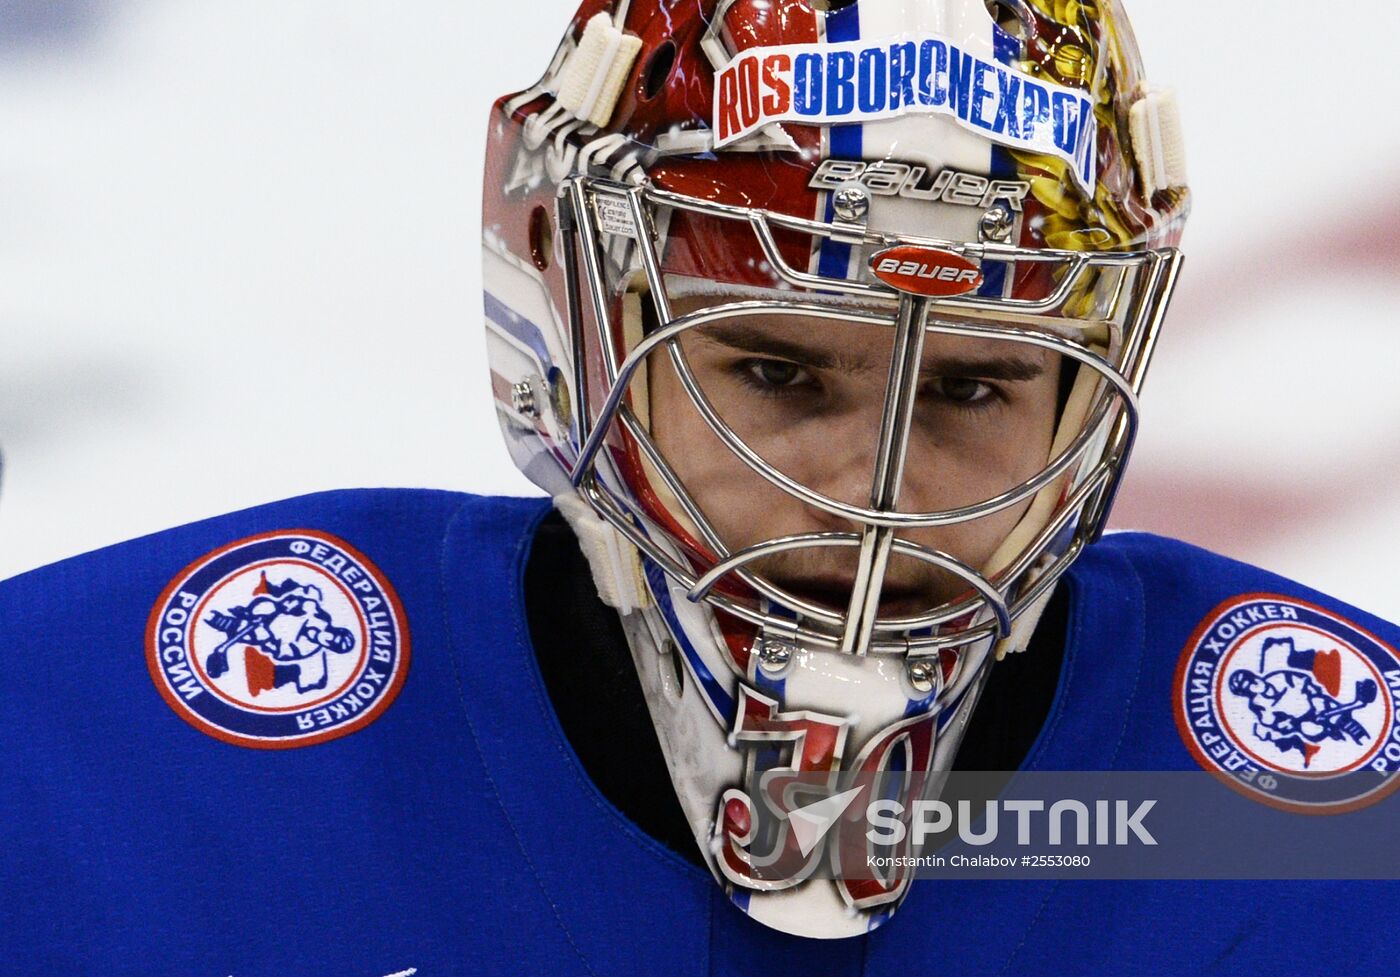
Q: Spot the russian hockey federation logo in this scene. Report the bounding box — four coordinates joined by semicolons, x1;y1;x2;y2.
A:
1174;594;1400;813
147;530;410;749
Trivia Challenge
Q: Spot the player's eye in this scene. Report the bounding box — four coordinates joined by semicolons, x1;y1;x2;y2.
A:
924;376;998;408
736;358;817;395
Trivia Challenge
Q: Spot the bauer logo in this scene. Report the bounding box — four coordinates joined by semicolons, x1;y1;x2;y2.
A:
147;530;410;749
1173;594;1400;813
871;246;982;297
712;32;1097;191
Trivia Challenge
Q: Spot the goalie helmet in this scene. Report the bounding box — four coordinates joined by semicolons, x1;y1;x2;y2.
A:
482;0;1187;938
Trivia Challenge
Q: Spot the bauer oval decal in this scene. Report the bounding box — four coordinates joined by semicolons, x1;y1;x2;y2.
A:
870;246;983;297
1173;594;1400;814
147;530;410;749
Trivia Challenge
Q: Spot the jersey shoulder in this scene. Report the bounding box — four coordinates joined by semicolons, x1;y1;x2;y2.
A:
0;488;574;973
0;487;550;744
0;486;542;608
1092;531;1400;644
1061;531;1400;778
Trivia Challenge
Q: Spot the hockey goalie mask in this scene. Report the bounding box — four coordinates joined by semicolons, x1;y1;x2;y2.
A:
483;0;1188;938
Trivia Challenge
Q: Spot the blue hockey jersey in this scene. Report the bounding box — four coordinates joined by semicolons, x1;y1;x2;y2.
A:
2;489;1398;975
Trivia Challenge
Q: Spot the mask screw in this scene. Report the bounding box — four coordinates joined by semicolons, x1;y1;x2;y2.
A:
832;183;871;224
979;205;1016;244
759;638;795;672
511;378;540;419
907;659;940;693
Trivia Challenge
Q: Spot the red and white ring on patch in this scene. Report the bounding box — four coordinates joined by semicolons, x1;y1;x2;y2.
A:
1173;594;1400;814
146;530;410;749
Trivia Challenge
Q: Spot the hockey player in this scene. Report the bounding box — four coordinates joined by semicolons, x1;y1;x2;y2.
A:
1226;635;1381;767
3;0;1400;973
203;575;358;695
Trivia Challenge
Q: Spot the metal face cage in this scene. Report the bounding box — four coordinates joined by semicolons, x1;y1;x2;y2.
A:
555;174;1183;659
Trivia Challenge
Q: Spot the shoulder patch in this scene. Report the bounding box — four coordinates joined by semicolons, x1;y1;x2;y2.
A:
146;530;410;749
1173;594;1400;813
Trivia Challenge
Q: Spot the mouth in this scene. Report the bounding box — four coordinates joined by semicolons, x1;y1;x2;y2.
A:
768;576;933;619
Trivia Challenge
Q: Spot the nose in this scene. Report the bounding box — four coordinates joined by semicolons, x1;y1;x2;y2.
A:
788;409;886;521
786;408;954;546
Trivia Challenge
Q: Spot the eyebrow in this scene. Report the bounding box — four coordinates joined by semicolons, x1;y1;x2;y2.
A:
694;323;1048;382
695;323;853;371
919;356;1047;383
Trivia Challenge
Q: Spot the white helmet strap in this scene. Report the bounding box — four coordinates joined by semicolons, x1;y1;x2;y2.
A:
553;492;652;615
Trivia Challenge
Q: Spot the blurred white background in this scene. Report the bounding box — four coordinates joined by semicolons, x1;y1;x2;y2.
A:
2;1;1399;620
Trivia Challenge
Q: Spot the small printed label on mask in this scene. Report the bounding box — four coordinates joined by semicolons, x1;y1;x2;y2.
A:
594;194;638;239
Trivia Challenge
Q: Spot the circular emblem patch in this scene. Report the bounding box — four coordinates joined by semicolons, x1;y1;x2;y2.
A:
1174;594;1400;813
147;530;410;749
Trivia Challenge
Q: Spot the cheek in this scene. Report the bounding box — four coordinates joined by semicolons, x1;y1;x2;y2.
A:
649;358;776;548
912;378;1060;499
897;387;1060;568
940;499;1030;570
650;355;737;481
